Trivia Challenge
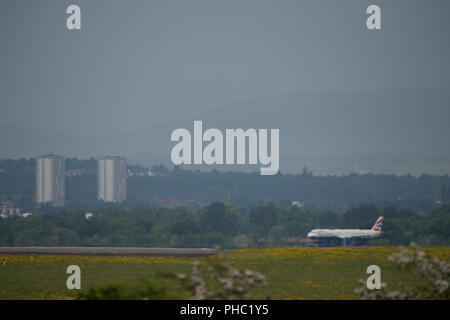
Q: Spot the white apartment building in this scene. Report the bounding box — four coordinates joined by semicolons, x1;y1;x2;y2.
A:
97;156;127;202
35;154;65;206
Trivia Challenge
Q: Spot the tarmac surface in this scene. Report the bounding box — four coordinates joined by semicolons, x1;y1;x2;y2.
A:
0;247;218;257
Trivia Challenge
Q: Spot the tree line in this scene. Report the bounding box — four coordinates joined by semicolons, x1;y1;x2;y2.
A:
1;202;449;247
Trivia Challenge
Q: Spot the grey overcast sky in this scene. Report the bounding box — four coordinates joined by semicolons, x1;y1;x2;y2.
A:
1;0;449;137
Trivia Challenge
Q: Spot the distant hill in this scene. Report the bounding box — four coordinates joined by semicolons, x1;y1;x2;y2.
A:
1;87;450;175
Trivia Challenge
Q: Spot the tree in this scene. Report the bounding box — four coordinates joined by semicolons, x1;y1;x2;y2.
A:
249;204;278;237
343;204;380;228
318;211;340;228
199;202;239;235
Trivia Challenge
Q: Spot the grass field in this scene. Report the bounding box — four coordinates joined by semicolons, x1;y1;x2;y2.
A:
1;246;449;300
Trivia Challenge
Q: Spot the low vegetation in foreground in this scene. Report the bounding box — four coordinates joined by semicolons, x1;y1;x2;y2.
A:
0;246;449;300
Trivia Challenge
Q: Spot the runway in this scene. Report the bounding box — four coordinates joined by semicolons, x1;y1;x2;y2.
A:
0;247;218;257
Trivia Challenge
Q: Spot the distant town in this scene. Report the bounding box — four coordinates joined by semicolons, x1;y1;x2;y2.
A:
1;155;450;222
1;154;129;219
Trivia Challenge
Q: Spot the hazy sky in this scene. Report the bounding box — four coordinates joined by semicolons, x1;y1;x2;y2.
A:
1;0;449;137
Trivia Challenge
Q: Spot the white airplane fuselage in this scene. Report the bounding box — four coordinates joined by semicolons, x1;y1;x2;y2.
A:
307;228;382;239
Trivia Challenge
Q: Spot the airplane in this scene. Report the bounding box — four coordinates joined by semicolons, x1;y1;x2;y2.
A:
307;216;384;246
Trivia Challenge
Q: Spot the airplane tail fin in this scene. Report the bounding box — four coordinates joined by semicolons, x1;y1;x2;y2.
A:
371;216;383;232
